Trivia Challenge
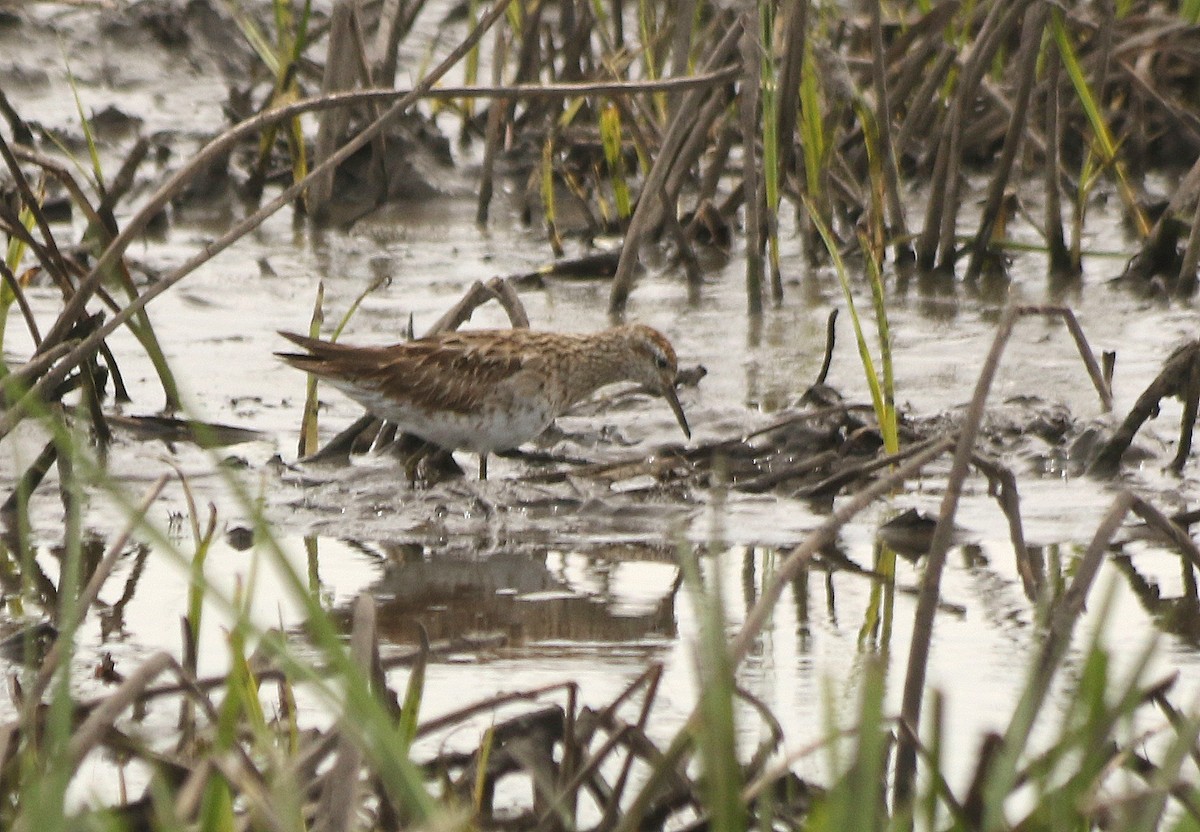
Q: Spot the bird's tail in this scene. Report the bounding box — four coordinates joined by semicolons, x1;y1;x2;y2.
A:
275;331;359;375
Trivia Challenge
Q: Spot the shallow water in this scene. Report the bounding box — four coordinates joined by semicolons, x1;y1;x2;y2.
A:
4;0;1200;811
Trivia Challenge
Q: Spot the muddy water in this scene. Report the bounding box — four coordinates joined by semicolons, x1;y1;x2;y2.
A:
5;1;1200;808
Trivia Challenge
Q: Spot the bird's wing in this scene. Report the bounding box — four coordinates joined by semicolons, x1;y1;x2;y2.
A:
277;330;531;415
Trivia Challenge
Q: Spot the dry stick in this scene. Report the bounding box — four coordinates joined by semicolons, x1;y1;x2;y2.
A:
94;633;507;714
425;275;531;336
0;0;518;441
1090;0;1116;138
24;67;735;360
0;212;78;304
810;308;837;386
560;679;580;832
893;304;1019;806
97;137;150;218
965;2;1049;283
736;683;786;775
738;449;839;494
738;10;765;316
662;68;736;205
595;667;663;832
976;75;1050;159
970;452;1037;600
609;22;743;315
1129;496;1200;570
0;132;72;284
373;0;427;83
794;434;945;499
555;0;586;85
551;724;633;828
1089;341;1199;478
887;33;941;128
416;680;573;740
1117;56;1200;150
0;260;41;345
914;92;955;269
0;211;146;356
659;182;701;286
1169;351;1200;475
1;440;56;521
868;0;910;265
665;0;698;119
1122;154;1200;285
208;753;291;832
0;86;33;145
1017;304;1113;412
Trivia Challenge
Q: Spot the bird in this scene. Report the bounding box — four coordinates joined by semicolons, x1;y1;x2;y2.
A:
277;324;692;480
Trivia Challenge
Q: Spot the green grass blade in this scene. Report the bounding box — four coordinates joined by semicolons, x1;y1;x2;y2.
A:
799;44;826;201
1051;8;1149;237
600;102;632;220
225;0;282;76
680;543;747;832
0;201;37;350
804;198;889;439
863;241;898;453
299;282;324;457
542;136;563;255
397;632;427;752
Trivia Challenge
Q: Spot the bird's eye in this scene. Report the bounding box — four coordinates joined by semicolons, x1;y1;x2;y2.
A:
654;353;671;369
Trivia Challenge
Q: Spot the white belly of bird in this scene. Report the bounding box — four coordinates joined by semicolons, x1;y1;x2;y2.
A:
333;382;556;454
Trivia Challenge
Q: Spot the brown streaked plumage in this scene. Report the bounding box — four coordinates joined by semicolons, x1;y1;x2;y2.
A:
277;325;691;479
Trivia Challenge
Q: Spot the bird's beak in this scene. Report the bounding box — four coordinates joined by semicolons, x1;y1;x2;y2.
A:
663;383;691;440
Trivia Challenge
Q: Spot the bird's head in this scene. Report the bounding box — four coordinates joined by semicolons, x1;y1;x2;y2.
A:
623;325;691;440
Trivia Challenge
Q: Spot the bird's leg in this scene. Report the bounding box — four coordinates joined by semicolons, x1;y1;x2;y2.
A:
404;444;428;485
478;453;489;480
402;439;440;486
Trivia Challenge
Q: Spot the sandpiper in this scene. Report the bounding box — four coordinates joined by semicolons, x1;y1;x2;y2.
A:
277;324;691;479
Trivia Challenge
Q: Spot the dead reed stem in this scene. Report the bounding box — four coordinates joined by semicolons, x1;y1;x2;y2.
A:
738;11;765;315
965;3;1049;282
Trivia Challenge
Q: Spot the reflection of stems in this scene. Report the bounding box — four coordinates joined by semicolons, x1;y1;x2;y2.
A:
103;544;150;638
859;540;895;649
306;536;321;600
29;475;168;703
731;435;954;665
